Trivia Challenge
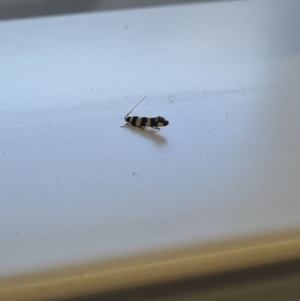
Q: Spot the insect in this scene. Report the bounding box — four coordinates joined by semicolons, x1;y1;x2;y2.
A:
121;97;169;131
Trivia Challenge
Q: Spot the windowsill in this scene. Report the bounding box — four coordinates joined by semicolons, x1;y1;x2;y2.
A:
1;1;300;300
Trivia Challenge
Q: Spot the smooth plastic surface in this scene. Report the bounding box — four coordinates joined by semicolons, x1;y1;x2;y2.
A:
1;0;300;300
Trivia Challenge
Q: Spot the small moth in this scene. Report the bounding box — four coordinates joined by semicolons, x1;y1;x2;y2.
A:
121;97;169;131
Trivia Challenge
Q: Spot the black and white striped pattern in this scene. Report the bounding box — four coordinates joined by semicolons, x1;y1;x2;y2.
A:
125;116;169;130
121;97;169;130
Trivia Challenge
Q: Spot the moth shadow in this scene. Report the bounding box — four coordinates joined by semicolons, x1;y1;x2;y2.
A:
122;124;167;145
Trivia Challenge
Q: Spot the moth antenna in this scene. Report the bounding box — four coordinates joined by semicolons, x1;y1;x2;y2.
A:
125;97;145;118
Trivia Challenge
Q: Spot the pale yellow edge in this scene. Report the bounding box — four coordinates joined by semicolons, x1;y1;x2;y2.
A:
1;229;300;301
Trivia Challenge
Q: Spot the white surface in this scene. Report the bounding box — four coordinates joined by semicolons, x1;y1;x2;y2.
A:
1;0;300;282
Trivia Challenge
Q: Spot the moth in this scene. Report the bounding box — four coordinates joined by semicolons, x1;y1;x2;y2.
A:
121;97;169;131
